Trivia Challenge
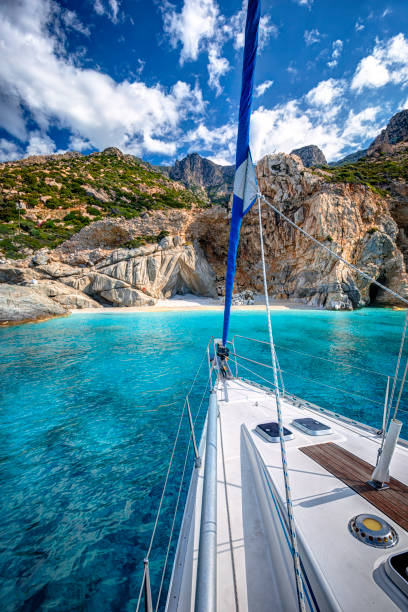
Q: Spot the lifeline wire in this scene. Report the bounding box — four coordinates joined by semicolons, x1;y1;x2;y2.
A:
155;376;211;611
388;314;408;419
136;342;211;612
233;334;405;381
258;197;306;612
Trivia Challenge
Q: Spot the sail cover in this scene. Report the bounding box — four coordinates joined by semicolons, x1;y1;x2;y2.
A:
222;0;261;346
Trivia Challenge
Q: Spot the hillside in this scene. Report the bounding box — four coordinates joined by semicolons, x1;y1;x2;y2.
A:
0;147;207;259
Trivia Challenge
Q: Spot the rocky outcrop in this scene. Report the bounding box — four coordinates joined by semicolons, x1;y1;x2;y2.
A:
0;284;68;323
160;153;234;205
290;145;327;167
59;238;217;304
368;110;408;156
247;154;408;309
0;233;217;323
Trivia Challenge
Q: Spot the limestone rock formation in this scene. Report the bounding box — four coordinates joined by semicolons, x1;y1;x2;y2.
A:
290;145;327;167
248;153;408;309
57;237;217;304
0;284;68;323
0;232;217;322
368;110;408;155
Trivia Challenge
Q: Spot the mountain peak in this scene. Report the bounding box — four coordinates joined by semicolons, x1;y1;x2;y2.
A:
290;145;327;167
368;109;408;155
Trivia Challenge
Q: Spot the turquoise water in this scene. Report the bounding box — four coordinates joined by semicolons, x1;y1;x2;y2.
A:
0;308;407;611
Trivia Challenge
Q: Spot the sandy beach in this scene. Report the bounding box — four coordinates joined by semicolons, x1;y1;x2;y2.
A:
70;293;318;314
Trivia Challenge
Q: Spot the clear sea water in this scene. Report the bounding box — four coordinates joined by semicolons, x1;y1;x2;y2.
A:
0;308;407;611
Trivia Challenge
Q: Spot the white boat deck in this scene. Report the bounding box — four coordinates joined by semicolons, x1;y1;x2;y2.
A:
167;377;408;611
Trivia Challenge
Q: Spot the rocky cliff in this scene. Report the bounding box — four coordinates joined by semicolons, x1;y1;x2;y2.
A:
368;110;408;156
329;149;368;167
290;145;327;167
159;153;234;205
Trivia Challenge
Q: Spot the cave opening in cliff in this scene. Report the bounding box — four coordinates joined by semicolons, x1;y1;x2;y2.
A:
369;273;386;304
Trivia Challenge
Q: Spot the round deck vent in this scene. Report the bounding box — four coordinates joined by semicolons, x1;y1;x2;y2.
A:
348;514;398;548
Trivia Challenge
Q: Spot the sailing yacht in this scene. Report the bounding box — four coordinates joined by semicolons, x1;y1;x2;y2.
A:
137;1;408;610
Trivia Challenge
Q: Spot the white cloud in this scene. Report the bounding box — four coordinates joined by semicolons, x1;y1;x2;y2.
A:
355;21;365;32
382;8;391;18
94;0;120;24
224;3;278;51
341;107;383;141
61;9;90;36
304;29;321;46
255;80;274;97
351;33;408;91
327;39;343;68
207;45;230;95
259;15;278;49
250;101;383;162
25;132;58;156
293;0;313;7
162;0;277;93
306;78;345;106
0;138;22;162
185;122;237;163
163;0;219;64
0;0;204;160
69;136;92;152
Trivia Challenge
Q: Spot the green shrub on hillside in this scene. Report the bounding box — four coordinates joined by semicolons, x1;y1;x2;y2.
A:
0;149;209;258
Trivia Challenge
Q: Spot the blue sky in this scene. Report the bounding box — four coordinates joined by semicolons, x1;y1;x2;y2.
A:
0;0;408;165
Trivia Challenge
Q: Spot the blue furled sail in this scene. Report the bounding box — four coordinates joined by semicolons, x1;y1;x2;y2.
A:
222;0;260;346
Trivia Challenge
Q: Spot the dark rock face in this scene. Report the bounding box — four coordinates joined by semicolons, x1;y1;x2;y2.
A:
368;110;408;155
290;145;327;167
329;149;368;167
161;153;234;205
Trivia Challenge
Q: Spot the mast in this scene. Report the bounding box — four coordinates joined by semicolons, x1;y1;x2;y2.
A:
222;0;260;347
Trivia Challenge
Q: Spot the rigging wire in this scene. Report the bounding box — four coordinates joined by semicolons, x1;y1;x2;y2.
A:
393;356;408;421
258;191;408;430
232;351;384;407
257;197;306;612
387;314;408;419
258;192;408;307
155;376;211;611
232;334;405;381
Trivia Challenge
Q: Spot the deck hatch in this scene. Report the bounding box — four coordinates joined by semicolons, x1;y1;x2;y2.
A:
292;417;332;436
385;551;408;597
348;513;398;548
256;422;294;443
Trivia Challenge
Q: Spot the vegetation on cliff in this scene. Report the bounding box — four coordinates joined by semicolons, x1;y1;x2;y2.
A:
0;148;207;258
323;144;408;197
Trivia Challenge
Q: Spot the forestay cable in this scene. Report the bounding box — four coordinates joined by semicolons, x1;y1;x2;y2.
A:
258;193;408;307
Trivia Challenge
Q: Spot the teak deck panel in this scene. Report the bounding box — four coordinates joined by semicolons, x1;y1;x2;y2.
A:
300;442;408;531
